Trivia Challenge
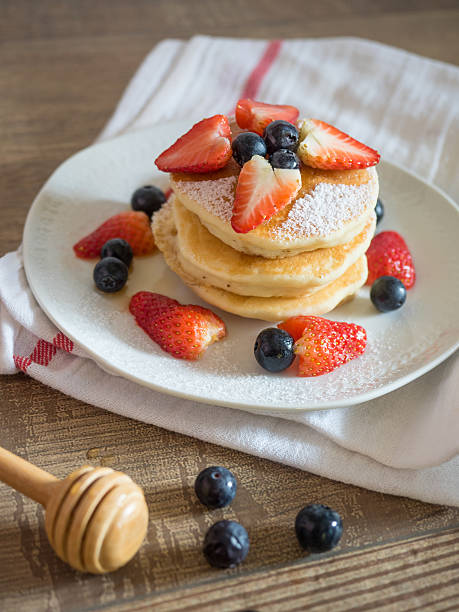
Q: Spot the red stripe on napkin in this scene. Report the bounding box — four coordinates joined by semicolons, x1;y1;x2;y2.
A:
30;339;57;366
53;332;74;353
239;39;282;100
13;355;32;373
13;332;74;373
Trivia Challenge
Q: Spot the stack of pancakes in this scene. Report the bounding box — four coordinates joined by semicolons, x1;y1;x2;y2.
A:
153;159;378;321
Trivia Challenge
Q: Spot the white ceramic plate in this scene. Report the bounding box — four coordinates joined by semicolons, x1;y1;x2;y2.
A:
23;122;459;413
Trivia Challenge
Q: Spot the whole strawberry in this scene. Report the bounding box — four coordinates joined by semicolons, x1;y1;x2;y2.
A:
129;291;226;360
366;231;415;288
293;317;367;377
73;211;155;259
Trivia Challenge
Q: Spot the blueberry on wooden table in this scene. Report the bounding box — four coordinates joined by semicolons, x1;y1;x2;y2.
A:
203;520;249;568
194;466;237;508
295;503;343;553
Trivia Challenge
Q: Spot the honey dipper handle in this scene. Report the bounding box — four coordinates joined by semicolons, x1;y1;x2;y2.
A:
0;446;58;507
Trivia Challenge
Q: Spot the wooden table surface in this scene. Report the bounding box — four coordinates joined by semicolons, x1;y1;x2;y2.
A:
1;2;459;610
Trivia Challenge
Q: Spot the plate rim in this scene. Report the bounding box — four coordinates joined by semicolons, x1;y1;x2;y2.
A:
22;123;459;413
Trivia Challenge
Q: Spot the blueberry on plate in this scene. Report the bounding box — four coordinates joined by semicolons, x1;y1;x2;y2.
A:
375;198;384;225
93;257;128;293
195;466;237;508
232;132;267;166
263;120;299;154
295;504;343;553
269;149;300;169
131;185;166;218
254;328;295;372
100;238;133;267
203;520;249;568
370;275;407;312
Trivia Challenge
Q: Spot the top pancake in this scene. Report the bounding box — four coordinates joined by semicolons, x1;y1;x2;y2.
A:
171;159;378;258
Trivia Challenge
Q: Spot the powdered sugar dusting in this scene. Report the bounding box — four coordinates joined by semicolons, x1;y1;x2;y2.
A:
275;181;373;240
176;174;374;239
176;176;237;223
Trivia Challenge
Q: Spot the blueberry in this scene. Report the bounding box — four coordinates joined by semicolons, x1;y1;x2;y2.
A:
263;120;299;154
93;257;128;293
254;328;295;372
100;238;133;267
203;520;249;569
375;198;384;225
232;132;267;166
295;504;343;553
269;149;300;170
195;466;237;508
370;276;406;312
131;185;166;218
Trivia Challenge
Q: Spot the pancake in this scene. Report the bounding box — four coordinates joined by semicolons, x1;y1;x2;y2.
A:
171;160;378;258
152;199;368;322
173;195;376;297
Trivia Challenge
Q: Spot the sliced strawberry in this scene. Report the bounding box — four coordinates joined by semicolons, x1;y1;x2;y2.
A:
231;155;301;234
129;291;179;329
73;211;155;259
298;119;380;170
129;292;226;360
294;317;367;377
155;115;232;173
277;316;326;342
366;231;415;288
235;99;299;136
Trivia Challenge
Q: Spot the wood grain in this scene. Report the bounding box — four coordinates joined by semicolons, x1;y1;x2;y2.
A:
1;1;458;610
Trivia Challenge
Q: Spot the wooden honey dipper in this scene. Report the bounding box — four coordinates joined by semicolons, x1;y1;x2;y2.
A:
0;446;149;574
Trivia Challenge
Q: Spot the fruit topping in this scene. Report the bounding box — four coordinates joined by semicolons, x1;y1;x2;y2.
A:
93;257;128;293
370;276;407;312
268;149;300;170
155;115;232;173
231;155;301;234
100;238;133;267
254;328;295;372
131;185;166;218
232;131;267;166
73;211;155;259
298;119;380;170
203;520;249;568
263;119;299;154
195;466;237;509
277;315;326;342
129;291;180;328
375;197;384;225
295;504;343;553
293;316;367;377
129;291;226;360
235;98;299;136
366;231;415;288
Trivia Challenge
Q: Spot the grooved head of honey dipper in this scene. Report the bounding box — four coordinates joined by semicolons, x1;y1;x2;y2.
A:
84;480;149;574
45;466;148;574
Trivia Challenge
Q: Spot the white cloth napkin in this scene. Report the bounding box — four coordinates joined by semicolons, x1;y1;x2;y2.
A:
1;36;459;506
